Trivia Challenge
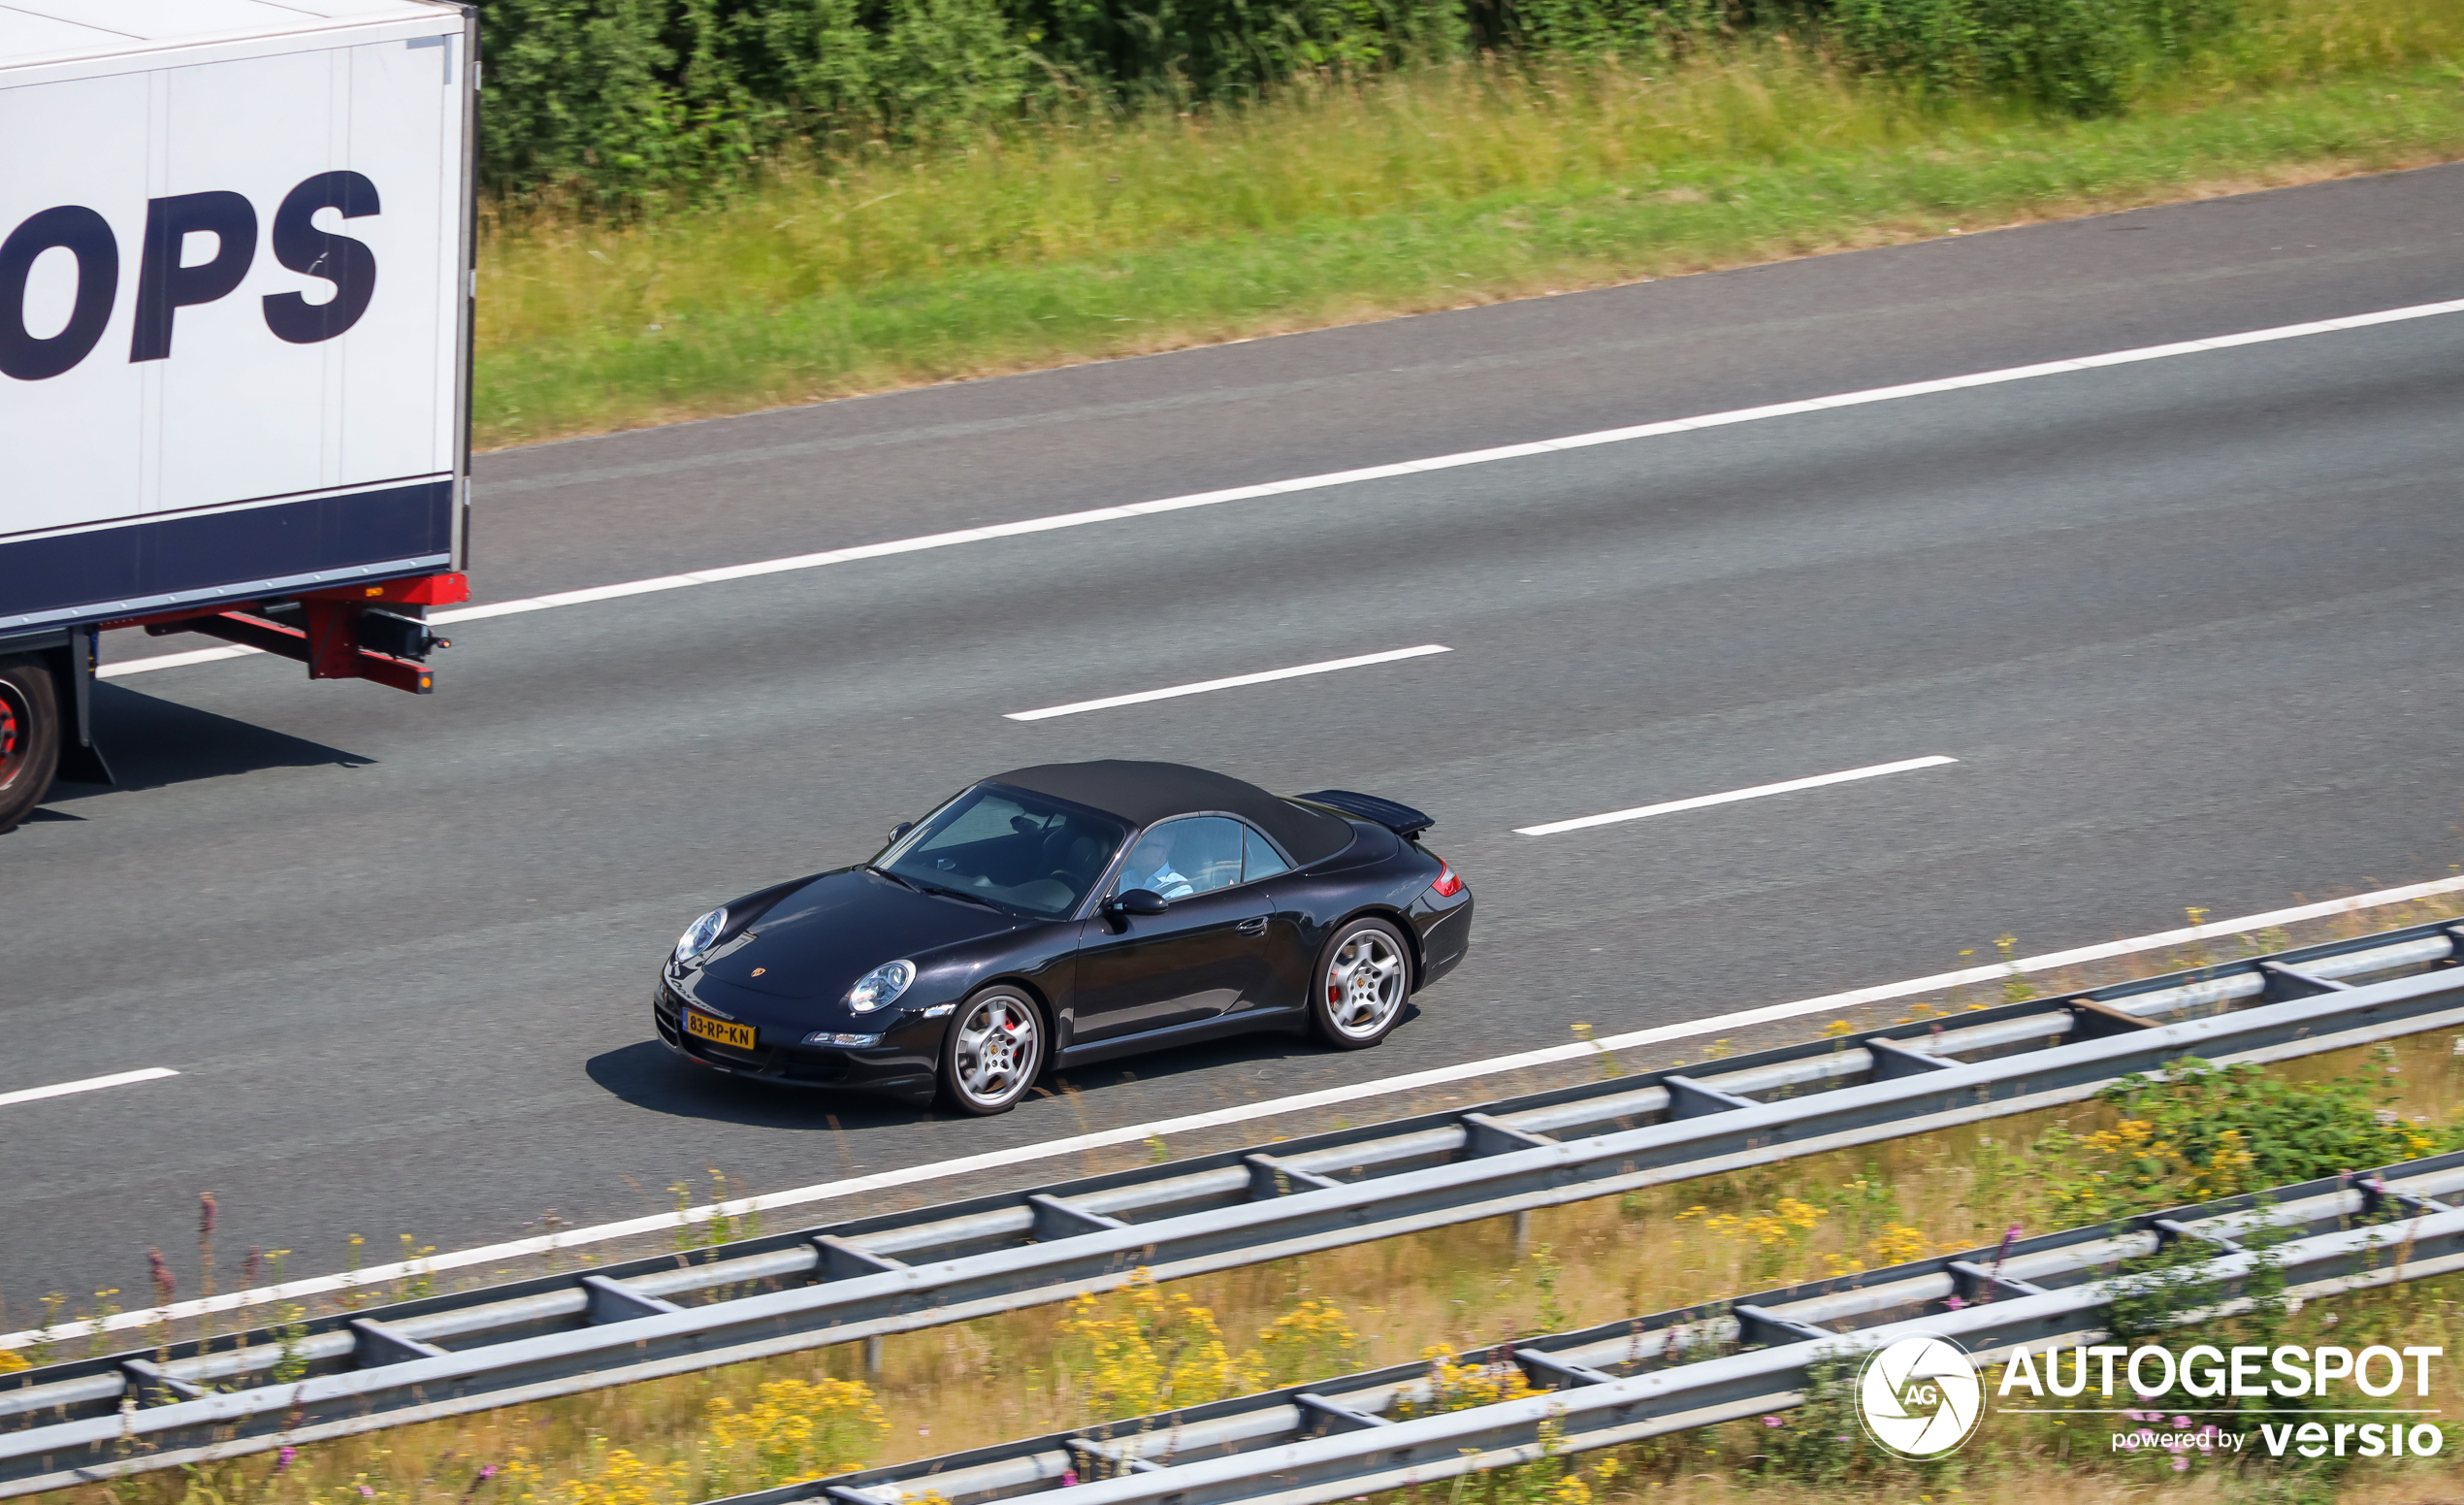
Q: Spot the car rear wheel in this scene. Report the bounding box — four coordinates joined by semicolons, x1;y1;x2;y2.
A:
0;657;59;836
1310;917;1411;1049
939;987;1044;1115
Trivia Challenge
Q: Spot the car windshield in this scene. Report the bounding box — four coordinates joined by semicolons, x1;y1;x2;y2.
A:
877;784;1127;918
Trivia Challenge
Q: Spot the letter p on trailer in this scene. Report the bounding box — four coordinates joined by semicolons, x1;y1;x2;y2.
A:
0;0;477;833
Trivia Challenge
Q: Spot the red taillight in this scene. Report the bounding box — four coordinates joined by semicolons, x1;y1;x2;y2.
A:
1429;857;1464;898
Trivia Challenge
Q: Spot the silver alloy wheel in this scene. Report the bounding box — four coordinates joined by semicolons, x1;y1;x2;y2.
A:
953;992;1039;1108
1324;928;1408;1040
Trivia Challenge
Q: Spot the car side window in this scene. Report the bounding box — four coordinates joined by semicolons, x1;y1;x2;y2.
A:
1242;823;1290;882
1120;816;1245;899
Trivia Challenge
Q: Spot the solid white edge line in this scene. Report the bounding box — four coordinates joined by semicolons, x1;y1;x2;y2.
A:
97;646;259;678
0;1066;179;1109
16;869;2464;1349
1006;645;1452;721
82;297;2464;683
1515;756;1960;835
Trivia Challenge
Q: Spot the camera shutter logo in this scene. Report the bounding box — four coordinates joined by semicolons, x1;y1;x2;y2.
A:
1857;1335;1985;1458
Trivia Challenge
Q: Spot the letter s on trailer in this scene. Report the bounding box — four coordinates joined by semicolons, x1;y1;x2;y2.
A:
0;0;476;833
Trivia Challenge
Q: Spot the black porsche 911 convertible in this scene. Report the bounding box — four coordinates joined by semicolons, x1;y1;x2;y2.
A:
654;760;1474;1114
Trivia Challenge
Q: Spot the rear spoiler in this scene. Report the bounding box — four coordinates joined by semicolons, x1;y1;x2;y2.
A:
1294;789;1434;840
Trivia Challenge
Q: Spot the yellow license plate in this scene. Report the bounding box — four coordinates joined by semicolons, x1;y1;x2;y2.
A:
684;1009;756;1051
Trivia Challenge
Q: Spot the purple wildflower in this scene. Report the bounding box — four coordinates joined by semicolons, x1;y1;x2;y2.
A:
147;1248;177;1306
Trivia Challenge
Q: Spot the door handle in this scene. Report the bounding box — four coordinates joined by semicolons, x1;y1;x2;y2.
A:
1237;918;1268;936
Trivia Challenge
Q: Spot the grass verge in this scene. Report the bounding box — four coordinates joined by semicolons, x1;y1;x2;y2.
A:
51;1029;2464;1505
473;0;2464;448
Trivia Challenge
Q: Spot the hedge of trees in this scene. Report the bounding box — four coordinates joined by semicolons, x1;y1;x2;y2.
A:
472;0;2239;197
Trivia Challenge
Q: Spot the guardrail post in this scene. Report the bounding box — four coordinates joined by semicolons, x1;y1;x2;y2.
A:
2064;998;2158;1039
1460;1113;1556;1156
1662;1077;1758;1118
1245;1154;1342;1198
812;1235;905;1280
351;1318;448;1367
118;1358;205;1406
1944;1260;2048;1305
2150;1218;2244;1255
1864;1036;1956;1079
580;1275;685;1324
1029;1194;1127;1240
1068;1437;1170;1475
1513;1350;1617;1389
2357;1176;2456;1220
2258;962;2354;1001
1731;1305;1833;1349
1294;1392;1392;1436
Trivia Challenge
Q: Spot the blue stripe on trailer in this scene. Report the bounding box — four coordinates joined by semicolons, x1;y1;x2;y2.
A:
0;479;453;631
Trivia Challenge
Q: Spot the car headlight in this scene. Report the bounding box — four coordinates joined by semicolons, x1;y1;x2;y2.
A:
848;960;915;1012
673;907;727;965
805;1031;884;1047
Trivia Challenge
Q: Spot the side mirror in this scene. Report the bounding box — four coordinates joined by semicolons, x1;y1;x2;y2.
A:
888;821;914;843
1109;888;1169;916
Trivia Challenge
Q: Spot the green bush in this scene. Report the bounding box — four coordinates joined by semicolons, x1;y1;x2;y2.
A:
1827;0;2236;113
469;0;2256;201
471;0;1470;200
2030;1051;2457;1229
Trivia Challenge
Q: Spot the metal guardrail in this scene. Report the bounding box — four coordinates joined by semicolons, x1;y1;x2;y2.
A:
5;917;2461;1495
757;1150;2464;1505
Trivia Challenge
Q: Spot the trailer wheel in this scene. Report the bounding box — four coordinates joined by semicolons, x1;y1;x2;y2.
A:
0;656;60;835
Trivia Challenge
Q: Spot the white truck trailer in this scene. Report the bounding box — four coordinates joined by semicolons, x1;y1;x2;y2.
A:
0;0;476;831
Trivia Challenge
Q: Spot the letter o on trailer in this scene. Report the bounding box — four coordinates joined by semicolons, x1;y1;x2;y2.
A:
0;0;476;833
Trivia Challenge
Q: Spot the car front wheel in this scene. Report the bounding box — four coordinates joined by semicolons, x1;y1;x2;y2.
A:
1310;917;1412;1049
939;987;1044;1115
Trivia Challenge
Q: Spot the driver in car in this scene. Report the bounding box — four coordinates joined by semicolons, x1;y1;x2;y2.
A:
1122;831;1195;901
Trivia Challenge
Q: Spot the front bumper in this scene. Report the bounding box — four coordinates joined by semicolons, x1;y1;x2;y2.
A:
653;979;938;1102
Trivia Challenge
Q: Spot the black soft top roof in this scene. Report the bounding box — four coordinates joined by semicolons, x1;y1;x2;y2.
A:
989;760;1354;866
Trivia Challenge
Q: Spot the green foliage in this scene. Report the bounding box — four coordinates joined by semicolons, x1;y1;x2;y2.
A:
1753;1353;1866;1484
470;0;2267;202
2031;1052;2458;1227
1828;0;2238;113
1500;0;1716;64
472;0;1474;200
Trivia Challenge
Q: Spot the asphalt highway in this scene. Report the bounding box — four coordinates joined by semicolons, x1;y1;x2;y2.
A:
6;164;2464;1314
